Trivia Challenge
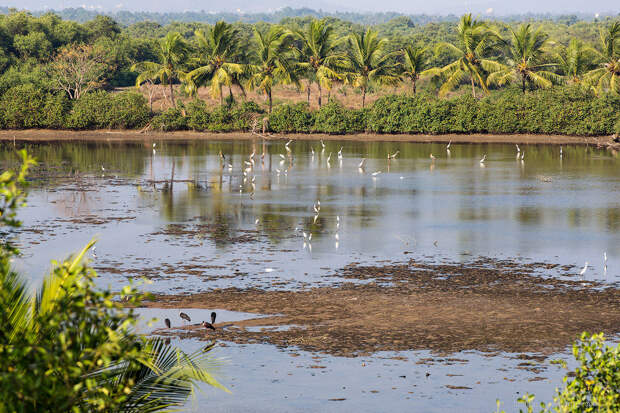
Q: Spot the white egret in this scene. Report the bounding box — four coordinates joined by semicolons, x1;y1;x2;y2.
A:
429;154;436;161
265;268;274;273
313;214;319;224
308;233;312;241
371;171;381;176
101;166;105;171
338;147;343;160
358;158;366;168
275;168;281;175
579;262;588;276
311;147;315;156
327;152;332;163
255;219;259;225
388;151;400;159
560;147;563;158
480;154;486;164
516;144;520;153
285;139;292;148
227;163;233;171
334;233;339;241
320;139;325;148
604;252;607;265
521;152;525;160
446;140;451;150
279;154;286;159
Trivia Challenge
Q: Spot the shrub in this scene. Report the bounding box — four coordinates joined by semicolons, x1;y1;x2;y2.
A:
314;100;364;134
151;106;187;131
498;332;619;412
66;90;113;129
108;91;150;129
41;93;72;129
185;99;210;130
269;103;314;133
0;84;48;129
67;91;149;129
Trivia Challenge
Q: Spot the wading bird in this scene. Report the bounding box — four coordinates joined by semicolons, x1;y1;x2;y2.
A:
165;318;171;328
447;141;451;150
579;262;588;276
388;151;400;159
320;139;325;149
480;154;486;164
516;144;520;153
358;158;366;169
371;171;381;176
179;311;191;324
429;154;436;161
201;312;217;331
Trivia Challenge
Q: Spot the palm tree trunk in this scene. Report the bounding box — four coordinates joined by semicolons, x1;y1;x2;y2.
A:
470;77;476;98
318;83;322;108
307;81;311;105
229;85;234;101
219;85;223;106
362;88;366;108
268;89;272;113
412;79;417;95
522;76;526;94
169;83;175;106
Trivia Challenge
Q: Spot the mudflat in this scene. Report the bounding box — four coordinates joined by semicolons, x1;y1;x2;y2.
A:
147;258;620;357
0;129;611;145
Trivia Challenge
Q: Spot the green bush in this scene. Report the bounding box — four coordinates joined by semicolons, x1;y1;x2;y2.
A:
66;90;113;129
498;332;619;413
151;106;187;131
67;91;149;129
0;84;48;129
615;118;620;135
41;93;72;129
185;99;210;130
270;103;314;132
314;100;365;134
108;91;150;129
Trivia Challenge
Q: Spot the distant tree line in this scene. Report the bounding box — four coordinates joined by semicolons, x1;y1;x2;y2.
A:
0;10;618;135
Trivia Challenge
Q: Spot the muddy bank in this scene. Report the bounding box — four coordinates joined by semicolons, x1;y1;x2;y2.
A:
146;258;620;357
0;129;614;146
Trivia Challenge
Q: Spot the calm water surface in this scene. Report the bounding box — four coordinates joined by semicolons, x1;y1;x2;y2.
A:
2;138;619;411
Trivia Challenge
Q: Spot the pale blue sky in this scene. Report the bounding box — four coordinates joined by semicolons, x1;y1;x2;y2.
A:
6;0;620;15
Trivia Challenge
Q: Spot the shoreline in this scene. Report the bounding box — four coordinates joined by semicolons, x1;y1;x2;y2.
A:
0;129;615;146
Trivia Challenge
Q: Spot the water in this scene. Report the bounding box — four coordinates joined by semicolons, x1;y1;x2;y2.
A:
2;138;619;411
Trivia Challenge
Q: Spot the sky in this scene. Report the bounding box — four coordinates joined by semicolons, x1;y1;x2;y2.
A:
6;0;620;15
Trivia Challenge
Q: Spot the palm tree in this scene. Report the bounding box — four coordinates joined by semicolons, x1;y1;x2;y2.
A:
585;22;620;94
555;38;598;85
345;28;399;107
292;18;345;107
188;21;244;105
132;32;190;107
430;14;504;98
400;45;432;94
247;26;300;113
487;24;560;93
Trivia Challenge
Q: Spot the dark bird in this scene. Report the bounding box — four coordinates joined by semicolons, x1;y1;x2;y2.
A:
201;312;217;331
179;312;191;323
164;318;171;328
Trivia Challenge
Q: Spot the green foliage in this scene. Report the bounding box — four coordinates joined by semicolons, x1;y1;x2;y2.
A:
0;151;229;411
270;102;314;132
313;100;366;133
151;106;188;131
0;84;70;129
498;332;619;413
67;91;150;129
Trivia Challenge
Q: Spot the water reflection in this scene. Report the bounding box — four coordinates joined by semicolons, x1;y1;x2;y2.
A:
2;139;619;290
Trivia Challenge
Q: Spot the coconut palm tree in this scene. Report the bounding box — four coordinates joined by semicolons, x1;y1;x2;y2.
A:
292;18;345;107
430;14;504;98
584;22;620;94
400;45;433;94
487;24;560;93
131;31;190;107
345;28;400;107
246;26;300;113
555;38;598;85
188;21;244;105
